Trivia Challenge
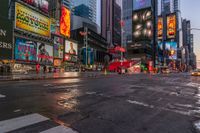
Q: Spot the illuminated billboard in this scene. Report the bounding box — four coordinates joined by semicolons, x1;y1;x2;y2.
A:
167;14;176;39
60;6;71;38
65;40;78;55
21;0;49;14
165;41;177;60
37;43;53;65
133;0;151;11
157;17;163;40
132;8;152;42
15;3;50;37
53;36;64;58
15;37;37;62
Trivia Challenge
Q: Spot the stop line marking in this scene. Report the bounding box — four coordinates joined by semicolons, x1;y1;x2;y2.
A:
0;94;6;98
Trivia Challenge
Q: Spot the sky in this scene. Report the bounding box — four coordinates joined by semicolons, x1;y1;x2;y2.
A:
181;0;200;63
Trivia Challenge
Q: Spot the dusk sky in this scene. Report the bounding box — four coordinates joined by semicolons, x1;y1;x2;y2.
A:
181;0;200;62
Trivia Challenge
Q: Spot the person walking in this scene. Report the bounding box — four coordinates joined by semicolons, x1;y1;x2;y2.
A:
36;63;40;74
43;65;47;74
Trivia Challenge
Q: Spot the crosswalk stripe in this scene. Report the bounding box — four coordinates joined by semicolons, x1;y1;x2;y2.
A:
0;94;6;98
40;126;78;133
0;113;49;133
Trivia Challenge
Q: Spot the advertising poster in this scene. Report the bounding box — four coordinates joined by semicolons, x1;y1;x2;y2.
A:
15;38;37;62
82;48;94;65
21;0;49;13
65;40;78;55
133;0;151;11
157;17;163;40
167;14;176;39
165;41;177;60
54;36;64;58
37;43;53;65
132;8;152;42
64;54;78;62
60;6;71;38
0;19;13;60
15;2;50;37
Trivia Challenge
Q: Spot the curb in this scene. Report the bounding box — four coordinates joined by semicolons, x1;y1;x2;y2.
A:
0;74;118;82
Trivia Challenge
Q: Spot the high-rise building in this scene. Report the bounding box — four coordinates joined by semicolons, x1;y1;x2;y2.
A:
73;0;97;24
101;0;121;46
122;0;132;46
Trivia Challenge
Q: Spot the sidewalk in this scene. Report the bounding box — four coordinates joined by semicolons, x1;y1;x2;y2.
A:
0;72;117;81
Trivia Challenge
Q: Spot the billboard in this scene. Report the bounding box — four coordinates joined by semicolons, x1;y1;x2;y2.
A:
167;14;176;39
165;41;177;60
133;0;151;11
132;8;152;42
15;38;37;62
157;17;163;40
0;19;13;60
15;2;51;37
37;43;53;65
21;0;49;14
60;6;71;38
64;54;78;62
53;36;64;58
65;40;78;55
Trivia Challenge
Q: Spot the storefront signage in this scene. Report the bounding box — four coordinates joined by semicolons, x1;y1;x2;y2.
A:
0;19;13;60
15;2;51;37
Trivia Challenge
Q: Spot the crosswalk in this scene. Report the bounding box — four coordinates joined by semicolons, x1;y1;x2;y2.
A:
0;113;78;133
0;94;6;98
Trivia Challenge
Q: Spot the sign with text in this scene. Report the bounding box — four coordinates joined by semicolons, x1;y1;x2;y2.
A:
0;19;13;60
15;2;50;37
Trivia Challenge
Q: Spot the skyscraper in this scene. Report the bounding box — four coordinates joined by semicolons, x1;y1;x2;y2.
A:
101;0;121;46
73;0;97;24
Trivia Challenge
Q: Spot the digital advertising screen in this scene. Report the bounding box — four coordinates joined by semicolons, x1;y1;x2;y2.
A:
165;41;177;60
133;0;151;11
64;54;78;62
65;40;78;55
21;0;49;14
15;2;51;37
132;8;153;42
157;17;163;40
15;37;37;62
37;43;53;65
60;6;71;38
54;36;64;58
167;14;176;39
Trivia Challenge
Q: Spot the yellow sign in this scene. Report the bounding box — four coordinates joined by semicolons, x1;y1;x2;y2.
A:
15;2;50;37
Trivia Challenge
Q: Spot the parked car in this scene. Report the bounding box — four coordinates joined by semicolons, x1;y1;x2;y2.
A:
191;69;200;76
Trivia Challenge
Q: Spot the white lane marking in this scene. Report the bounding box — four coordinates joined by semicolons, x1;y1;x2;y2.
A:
127;100;154;108
86;92;96;95
40;126;78;133
0;113;49;133
52;85;82;89
0;94;6;98
187;82;200;88
194;121;200;131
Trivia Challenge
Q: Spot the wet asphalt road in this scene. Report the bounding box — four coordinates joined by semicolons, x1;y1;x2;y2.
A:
0;73;200;133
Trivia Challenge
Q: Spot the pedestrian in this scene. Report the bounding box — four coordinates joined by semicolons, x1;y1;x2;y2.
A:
36;63;40;74
43;65;46;74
